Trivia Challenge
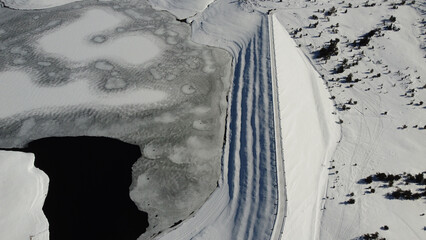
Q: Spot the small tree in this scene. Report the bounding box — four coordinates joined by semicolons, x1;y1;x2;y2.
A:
325;6;337;16
346;73;353;82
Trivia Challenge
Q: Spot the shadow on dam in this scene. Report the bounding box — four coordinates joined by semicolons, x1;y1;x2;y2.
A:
3;136;148;240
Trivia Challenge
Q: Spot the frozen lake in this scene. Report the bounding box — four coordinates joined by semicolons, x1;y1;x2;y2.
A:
0;1;231;239
4;136;148;240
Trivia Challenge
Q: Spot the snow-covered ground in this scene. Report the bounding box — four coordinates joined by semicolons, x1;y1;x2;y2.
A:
0;151;49;240
272;14;340;240
273;1;426;239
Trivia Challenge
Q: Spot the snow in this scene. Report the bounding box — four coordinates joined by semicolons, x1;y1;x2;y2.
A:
0;151;49;240
37;8;163;66
0;0;79;9
1;1;425;240
0;2;232;238
148;0;214;20
152;1;426;240
155;1;282;239
0;70;167;119
272;14;340;240
274;1;426;239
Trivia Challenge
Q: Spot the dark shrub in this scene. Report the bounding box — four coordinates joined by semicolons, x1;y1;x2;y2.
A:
325;6;337;16
365;176;373;184
317;38;340;59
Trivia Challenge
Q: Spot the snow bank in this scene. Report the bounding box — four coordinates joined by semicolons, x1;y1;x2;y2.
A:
0;70;166;118
148;0;214;20
0;151;49;240
272;14;340;240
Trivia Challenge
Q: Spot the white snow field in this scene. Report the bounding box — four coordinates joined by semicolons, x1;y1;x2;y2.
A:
272;14;340;240
273;1;426;240
0;70;166;119
0;151;49;240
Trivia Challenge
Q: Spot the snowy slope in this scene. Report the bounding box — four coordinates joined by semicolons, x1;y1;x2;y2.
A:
0;151;49;240
272;14;340;240
274;1;426;239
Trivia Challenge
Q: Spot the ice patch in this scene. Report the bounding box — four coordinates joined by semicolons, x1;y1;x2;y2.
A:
154;112;178;123
12;58;26;65
37;8;163;66
143;142;162;160
0;71;167;118
166;36;178;45
104;77;126;90
0;0;79;9
37;61;52;67
181;84;196;95
192;120;211;131
168;146;187;164
95;61;114;71
189;106;210;115
10;46;28;55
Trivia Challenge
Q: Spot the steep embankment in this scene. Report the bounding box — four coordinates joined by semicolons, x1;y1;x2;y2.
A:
153;1;285;239
272;15;340;240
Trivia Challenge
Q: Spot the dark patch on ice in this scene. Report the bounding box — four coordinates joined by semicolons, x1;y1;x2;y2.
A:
2;136;148;240
170;220;182;228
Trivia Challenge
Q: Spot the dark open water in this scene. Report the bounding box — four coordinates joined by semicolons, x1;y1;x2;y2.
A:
3;136;148;240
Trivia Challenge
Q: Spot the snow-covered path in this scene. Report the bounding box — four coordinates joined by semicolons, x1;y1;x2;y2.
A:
159;14;281;240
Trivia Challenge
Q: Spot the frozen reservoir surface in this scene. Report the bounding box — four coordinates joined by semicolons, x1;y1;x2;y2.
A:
0;1;231;239
37;8;162;66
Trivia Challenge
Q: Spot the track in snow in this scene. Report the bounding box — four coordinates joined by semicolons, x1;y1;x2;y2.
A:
159;15;282;240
